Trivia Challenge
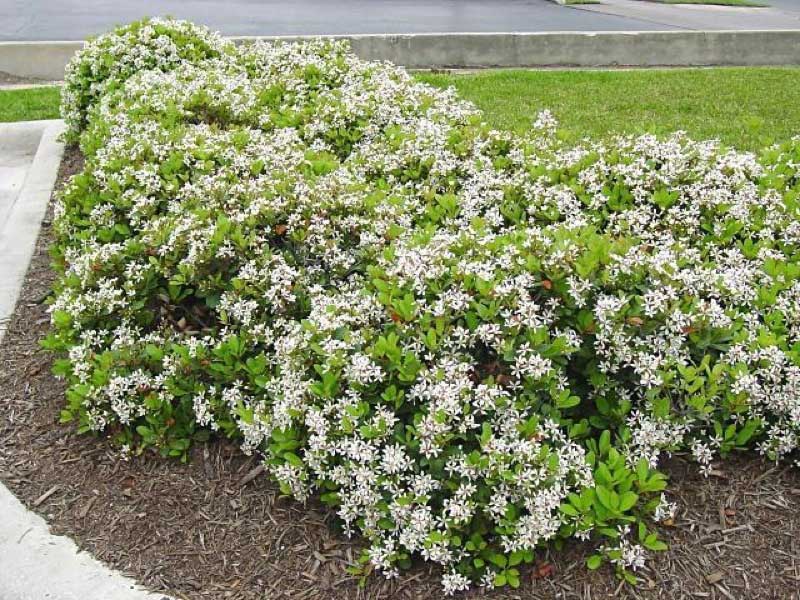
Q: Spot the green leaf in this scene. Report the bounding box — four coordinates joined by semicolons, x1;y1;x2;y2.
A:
559;503;578;517
595;484;616;511
735;419;760;445
618;491;638;512
643;534;668;551
599;430;611;456
488;553;507;568
556;390;581;409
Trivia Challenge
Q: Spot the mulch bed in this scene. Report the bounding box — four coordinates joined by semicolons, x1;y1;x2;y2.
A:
1;146;799;600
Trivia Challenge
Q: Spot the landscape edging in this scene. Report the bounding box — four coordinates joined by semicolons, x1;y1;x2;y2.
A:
0;119;169;600
2;29;800;81
0;120;64;341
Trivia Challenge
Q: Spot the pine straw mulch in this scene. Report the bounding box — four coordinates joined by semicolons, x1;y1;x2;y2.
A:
1;146;799;600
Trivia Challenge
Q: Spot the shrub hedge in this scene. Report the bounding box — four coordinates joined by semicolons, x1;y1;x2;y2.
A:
50;18;800;593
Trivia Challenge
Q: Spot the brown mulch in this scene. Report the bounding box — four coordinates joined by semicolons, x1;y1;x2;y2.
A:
0;147;799;600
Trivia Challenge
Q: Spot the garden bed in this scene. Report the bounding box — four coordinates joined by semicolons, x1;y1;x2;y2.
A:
0;146;798;600
4;17;800;599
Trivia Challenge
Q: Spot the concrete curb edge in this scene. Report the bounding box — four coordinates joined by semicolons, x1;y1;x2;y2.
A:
0;120;64;342
1;29;800;80
0;119;169;600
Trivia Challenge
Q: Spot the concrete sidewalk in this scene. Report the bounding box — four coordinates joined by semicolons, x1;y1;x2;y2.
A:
0;119;167;600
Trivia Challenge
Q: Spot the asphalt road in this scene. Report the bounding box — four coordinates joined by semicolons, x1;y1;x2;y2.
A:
1;0;799;41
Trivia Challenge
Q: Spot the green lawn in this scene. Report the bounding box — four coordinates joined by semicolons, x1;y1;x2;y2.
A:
416;67;800;152
0;86;61;123
3;69;800;152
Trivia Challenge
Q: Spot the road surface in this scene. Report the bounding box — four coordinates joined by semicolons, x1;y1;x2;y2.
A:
0;0;799;41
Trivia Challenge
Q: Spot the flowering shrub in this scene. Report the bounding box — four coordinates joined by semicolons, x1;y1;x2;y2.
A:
60;18;234;142
49;20;800;593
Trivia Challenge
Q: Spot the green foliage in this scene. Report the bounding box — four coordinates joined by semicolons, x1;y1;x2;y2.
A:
47;19;800;594
60;17;234;141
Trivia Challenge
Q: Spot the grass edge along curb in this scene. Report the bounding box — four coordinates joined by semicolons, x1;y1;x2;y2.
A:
0;86;61;122
49;17;800;595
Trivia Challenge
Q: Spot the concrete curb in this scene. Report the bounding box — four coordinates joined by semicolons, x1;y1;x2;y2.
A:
0;484;169;600
0;42;82;82
2;29;800;80
0;119;168;600
0;120;63;341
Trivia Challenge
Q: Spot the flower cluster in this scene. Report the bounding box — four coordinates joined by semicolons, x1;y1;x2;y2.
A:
49;18;800;593
60;18;234;141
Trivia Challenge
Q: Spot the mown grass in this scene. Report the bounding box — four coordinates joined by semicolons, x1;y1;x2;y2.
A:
3;69;799;152
416;67;800;152
0;86;61;123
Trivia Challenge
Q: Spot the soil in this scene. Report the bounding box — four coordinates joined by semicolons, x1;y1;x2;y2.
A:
0;147;799;600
